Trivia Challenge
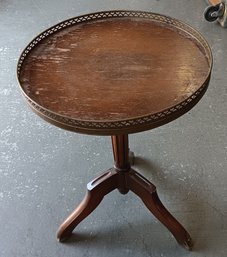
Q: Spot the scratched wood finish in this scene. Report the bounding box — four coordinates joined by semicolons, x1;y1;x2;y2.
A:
18;12;212;135
17;12;212;250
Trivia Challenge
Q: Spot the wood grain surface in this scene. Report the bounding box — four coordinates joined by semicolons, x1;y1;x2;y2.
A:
18;12;212;135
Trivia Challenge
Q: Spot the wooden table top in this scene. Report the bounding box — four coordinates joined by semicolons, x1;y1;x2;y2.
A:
17;11;212;135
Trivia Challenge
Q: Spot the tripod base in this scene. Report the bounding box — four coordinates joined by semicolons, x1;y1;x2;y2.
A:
57;135;192;250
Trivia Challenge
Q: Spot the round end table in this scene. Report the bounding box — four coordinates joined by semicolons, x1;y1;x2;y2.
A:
17;11;212;250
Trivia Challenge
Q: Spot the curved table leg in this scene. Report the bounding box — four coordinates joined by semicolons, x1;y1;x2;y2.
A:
126;169;193;250
57;168;118;242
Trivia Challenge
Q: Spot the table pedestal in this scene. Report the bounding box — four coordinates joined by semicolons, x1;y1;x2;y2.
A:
57;135;193;250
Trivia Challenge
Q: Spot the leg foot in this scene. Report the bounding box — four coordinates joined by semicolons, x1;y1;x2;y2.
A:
126;169;193;250
57;168;118;242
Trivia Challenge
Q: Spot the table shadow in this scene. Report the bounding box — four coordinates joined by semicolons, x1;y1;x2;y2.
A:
64;222;188;255
131;155;224;253
60;155;223;254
